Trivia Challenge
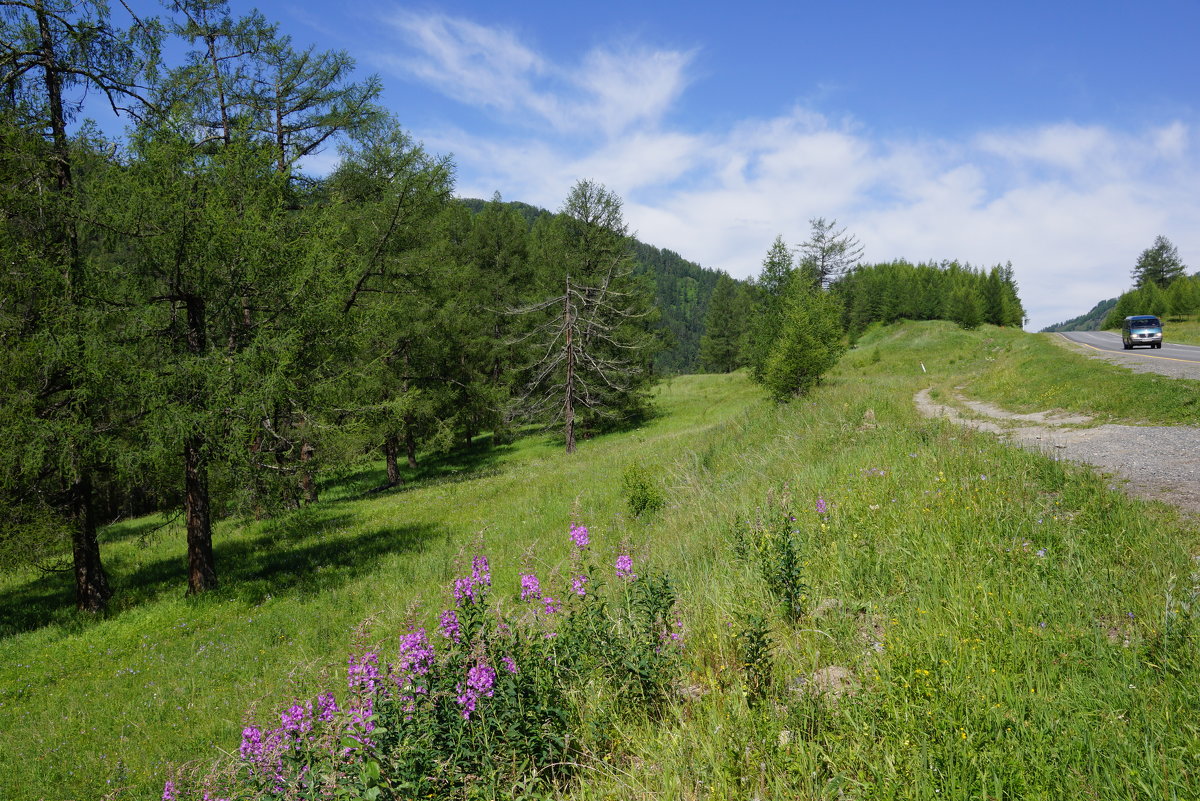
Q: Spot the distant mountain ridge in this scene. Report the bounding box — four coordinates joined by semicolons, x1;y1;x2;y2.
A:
1040;298;1118;332
458;197;731;373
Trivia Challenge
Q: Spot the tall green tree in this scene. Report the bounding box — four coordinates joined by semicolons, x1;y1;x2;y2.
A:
798;217;863;287
698;272;747;373
1132;235;1187;289
744;236;793;379
516;180;656;453
0;0;157;610
323;120;455;485
946;282;984;329
760;275;845;401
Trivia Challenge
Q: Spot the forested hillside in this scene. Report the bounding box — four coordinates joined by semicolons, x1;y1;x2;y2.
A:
1040;298;1117;331
460;198;728;373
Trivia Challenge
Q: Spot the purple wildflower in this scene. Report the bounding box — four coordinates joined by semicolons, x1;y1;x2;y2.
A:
280;701;313;734
162;780;176;801
439;609;461;642
570;524;590;550
453;555;492;606
541;595;561;615
502;655;518;674
397;628;435;677
239;725;263;762
615;553;637;580
519;573;541;601
816;497;828;516
316;692;339;723
571;573;588;597
456;661;497;720
1036;548;1047;558
347;652;379;695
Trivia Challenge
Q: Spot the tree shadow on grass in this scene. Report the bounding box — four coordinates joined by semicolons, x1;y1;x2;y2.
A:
0;504;443;640
321;434;516;503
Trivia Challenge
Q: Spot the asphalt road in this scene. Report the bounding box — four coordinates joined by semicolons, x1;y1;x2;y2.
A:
1057;331;1200;381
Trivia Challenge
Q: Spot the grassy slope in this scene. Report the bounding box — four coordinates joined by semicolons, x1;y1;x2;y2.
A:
3;321;1200;799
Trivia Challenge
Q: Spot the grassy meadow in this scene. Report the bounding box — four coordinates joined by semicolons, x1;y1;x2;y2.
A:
3;321;1200;800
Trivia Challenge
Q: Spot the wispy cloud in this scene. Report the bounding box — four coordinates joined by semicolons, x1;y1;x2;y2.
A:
377;12;1200;330
380;12;692;137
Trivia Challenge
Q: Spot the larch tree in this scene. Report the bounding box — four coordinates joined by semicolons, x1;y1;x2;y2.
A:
797;217;863;287
515;180;655;454
1132;235;1187;289
0;0;156;610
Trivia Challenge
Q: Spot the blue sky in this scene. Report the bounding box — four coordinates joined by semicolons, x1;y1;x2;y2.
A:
119;0;1200;330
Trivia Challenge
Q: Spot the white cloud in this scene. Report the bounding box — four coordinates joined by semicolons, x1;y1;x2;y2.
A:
380;13;1200;331
380;12;692;138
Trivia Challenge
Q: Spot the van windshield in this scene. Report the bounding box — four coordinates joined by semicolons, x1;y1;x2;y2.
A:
1130;318;1161;328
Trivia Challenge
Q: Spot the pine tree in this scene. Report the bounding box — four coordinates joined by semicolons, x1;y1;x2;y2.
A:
760;277;846;401
515;180;656;453
745;236;794;380
1131;235;1187;289
946;283;984;329
698;273;746;373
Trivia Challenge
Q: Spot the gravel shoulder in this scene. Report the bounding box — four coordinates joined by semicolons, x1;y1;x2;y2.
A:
915;388;1200;516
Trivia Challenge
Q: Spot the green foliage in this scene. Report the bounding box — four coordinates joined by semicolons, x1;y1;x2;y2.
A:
835;258;1025;335
1131;234;1187;289
171;536;684;799
622;462;666;517
736;612;774;710
698;272;750;373
759;279;846;400
733;506;810;623
946;282;984;329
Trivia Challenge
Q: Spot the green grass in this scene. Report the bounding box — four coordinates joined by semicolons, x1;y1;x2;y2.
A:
908;322;1200;424
3;322;1200;800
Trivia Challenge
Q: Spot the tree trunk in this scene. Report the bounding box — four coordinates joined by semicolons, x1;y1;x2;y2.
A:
184;435;216;594
404;426;418;469
563;277;576;454
70;472;111;612
299;440;317;504
383;436;402;486
41;0;110;610
184;295;217;594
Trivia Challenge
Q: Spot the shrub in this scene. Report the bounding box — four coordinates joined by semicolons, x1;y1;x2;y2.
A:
622;462;666;517
166;526;684;800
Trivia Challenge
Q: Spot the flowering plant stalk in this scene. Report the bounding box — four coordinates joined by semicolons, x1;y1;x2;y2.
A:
166;525;685;800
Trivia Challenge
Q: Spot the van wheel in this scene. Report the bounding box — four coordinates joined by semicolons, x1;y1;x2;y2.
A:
1124;343;1131;350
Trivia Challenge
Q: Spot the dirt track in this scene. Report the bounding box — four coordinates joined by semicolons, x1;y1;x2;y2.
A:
915;389;1200;516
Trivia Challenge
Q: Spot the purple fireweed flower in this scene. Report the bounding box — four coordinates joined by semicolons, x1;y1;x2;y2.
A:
439;609;461;642
541;595;561;615
615;554;637;580
570;524;590;550
162;780;176;801
519;573;541;601
347;652;380;695
456;661;497;719
280;701;313;734
316;692;339;723
397;628;435;677
239;725;263;762
453;555;491;606
502;655;518;674
571;573;588;597
467;662;496;694
816;497;828;516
